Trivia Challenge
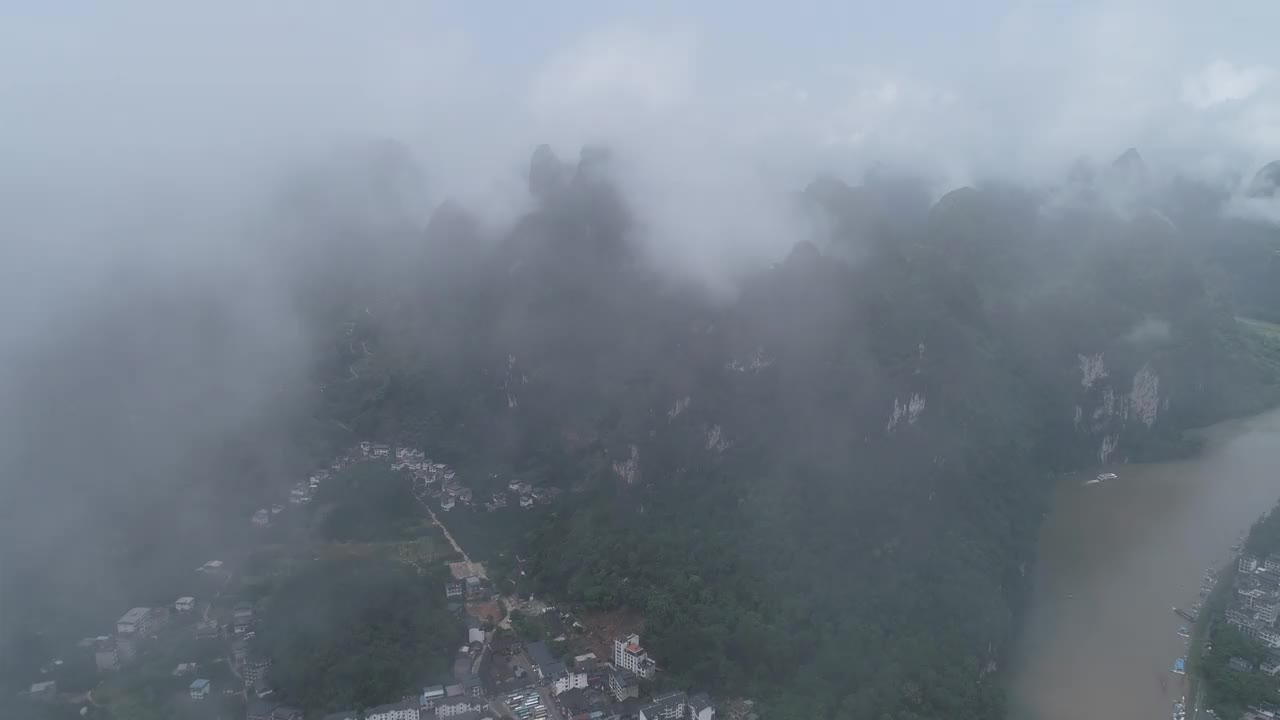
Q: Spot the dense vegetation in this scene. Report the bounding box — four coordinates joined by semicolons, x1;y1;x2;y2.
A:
1200;502;1280;717
292;146;1280;718
6;141;1280;718
255;558;460;715
310;461;425;542
1200;624;1275;719
1245;502;1280;558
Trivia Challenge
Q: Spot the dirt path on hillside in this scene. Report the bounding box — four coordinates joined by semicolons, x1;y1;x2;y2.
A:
411;486;483;578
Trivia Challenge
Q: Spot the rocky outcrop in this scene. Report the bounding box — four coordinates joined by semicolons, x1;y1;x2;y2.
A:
886;393;926;433
612;444;641;485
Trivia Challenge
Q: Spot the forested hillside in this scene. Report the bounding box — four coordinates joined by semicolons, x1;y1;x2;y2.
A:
281;145;1280;718
256;558;460;715
8;141;1278;718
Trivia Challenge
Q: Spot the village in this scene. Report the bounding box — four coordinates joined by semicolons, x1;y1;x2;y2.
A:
1162;537;1280;720
265;441;562;524
17;440;747;720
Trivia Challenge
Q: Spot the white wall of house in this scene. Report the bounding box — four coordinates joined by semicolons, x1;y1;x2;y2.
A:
552;671;588;695
436;700;482;717
365;710;418;720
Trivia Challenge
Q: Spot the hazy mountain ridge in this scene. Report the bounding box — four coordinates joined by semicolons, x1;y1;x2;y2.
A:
4;139;1278;718
301;145;1280;718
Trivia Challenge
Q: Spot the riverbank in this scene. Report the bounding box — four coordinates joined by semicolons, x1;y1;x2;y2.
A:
1186;493;1280;719
1008;405;1280;720
1187;563;1236;719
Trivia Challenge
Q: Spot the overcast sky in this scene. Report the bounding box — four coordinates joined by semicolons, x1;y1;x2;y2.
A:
3;1;1280;293
5;2;1280;189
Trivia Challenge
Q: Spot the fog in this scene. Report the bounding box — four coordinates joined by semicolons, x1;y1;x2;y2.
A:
4;0;1280;705
8;2;1280;248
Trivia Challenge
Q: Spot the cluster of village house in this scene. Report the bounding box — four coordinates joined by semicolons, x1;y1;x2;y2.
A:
22;555;308;712
260;621;720;720
250;441;559;528
382;441;561;512
309;564;724;720
296;563;725;720
350;626;718;720
484;630;720;720
26;439;735;720
46;564;234;707
1225;552;1280;674
31;570;735;720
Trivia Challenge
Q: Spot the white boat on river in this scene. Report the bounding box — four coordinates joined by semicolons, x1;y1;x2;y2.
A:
1084;472;1118;486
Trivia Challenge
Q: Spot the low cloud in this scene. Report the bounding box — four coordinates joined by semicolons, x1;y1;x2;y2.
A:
1227;195;1280;226
1123;318;1174;346
1182;60;1272;110
529;26;699;138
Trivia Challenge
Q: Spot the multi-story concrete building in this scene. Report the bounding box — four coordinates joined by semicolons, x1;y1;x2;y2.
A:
1260;626;1280;648
613;633;657;679
1242;587;1268;607
640;691;688;720
244;657;272;687
1263;654;1280;676
464;576;489;600
115;634;140;663
94;644;119;671
233;602;255;634
689;692;717;720
1241;555;1260;574
82;636;118;671
1259;598;1280;625
549;665;588;695
117;607;153;636
365;699;419;720
446;579;465;600
435;696;484;717
1227;607;1253;628
608;669;639;701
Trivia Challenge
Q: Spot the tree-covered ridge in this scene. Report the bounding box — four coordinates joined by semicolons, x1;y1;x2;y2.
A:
310;461;426;542
298;146;1280;718
255;558;460;715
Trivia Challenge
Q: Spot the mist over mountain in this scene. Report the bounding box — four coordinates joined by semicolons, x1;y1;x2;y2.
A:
5;137;1280;719
5;4;1280;720
277;144;1277;717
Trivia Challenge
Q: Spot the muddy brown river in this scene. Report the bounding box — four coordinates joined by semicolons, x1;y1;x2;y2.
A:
1008;407;1280;720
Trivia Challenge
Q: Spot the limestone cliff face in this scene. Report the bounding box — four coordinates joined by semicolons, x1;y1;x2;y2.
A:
886;393;927;434
1070;333;1177;461
1072;350;1167;463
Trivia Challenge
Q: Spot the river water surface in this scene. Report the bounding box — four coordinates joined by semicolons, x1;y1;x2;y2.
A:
1009;406;1280;720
